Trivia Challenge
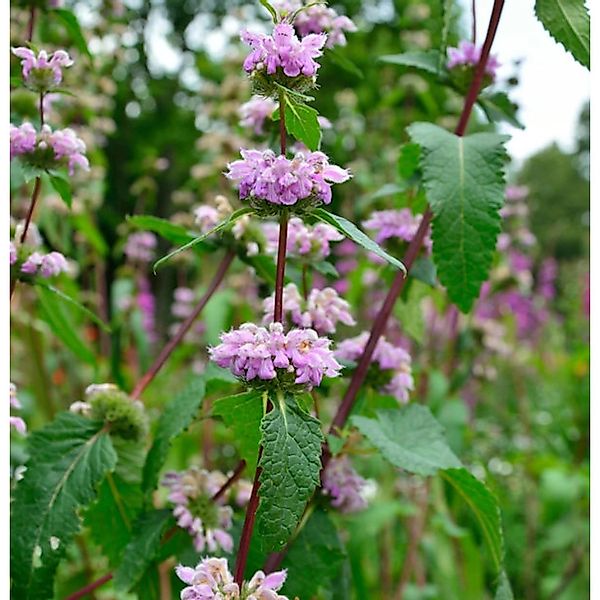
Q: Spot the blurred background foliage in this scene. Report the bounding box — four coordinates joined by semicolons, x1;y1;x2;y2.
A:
10;0;589;598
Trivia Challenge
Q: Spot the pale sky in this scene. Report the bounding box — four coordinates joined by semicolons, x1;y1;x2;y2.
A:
464;0;590;163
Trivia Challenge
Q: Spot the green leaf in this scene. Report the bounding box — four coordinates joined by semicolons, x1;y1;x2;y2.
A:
71;213;108;256
52;9;92;59
283;95;322;151
396;280;427;343
257;394;324;550
113;509;172;591
441;468;504;573
36;285;96;364
259;0;278;21
10;413;117;599
379;50;444;75
398;143;421;180
352;405;462;476
312;208;406;273
495;571;514;600
84;438;145;567
127;214;212;250
407;123;509;312
283;509;346;598
313;260;339;278
535;0;590;69
142;376;206;492
479;92;525;129
35;282;110;332
153;207;253;272
327;49;364;78
240;254;278;285
212;390;264;473
45;172;72;208
411;256;437;287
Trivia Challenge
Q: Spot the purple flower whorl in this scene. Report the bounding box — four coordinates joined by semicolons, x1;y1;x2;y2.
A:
209;322;342;391
225;149;350;216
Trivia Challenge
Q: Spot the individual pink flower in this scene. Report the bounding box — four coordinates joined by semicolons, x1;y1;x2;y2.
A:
226;149;350;207
262;217;343;261
241;22;326;78
322;455;369;513
238;96;277;134
46;126;90;175
12;47;73;89
363;208;432;252
124;231;157;263
162;468;234;554
336;332;414;403
20;250;69;278
446;40;499;79
10;122;37;158
10;383;26;435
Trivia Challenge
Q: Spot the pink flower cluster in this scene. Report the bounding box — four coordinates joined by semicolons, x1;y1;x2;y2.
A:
226;149;350;207
274;1;356;48
336;332;414;403
10;123;90;175
162;468;234;554
124;231;157;263
209;322;342;389
12;47;73;89
176;557;289;600
363;209;432;252
10;383;26;435
262;217;343;261
322;455;369;513
238;96;277;135
263;283;355;334
20;250;69;278
446;41;500;79
241;22;326;78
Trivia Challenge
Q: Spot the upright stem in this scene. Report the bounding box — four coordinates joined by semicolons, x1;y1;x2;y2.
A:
26;6;36;42
235;90;289;586
39;91;45;126
17;176;42;245
130;250;235;400
471;0;477;44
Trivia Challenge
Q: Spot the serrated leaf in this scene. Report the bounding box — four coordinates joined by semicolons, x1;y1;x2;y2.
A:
47;173;72;208
10;413;117;599
212;390;264;472
52;9;92;59
352;405;462;476
407;123;509;312
35;282;110;332
379;50;444;75
535;0;590;69
142;376;206;492
127;214;212;251
113;509;172;591
283;95;322;151
312;208;406;273
441;468;504;573
282;509;346;598
479;92;525;129
84;438;145;567
36;285;96;364
153;207;253;272
257;394;323;550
